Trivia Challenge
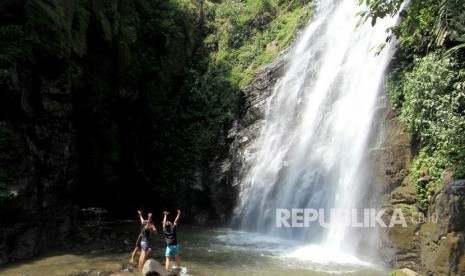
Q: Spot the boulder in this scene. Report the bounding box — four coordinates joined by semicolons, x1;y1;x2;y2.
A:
142;259;170;276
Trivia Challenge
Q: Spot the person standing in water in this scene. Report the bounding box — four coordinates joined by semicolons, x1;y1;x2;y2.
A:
163;210;181;271
129;210;146;265
138;212;157;268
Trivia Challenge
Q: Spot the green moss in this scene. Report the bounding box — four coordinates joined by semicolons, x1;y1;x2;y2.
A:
210;1;311;89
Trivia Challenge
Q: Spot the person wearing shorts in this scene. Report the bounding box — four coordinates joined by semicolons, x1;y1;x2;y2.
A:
163;210;181;271
129;210;147;264
138;213;157;268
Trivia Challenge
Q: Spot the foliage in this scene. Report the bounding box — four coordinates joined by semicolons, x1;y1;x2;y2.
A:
358;0;465;54
363;0;465;210
400;54;465;148
0;25;26;68
386;52;465;209
148;0;311;196
410;150;450;209
204;0;311;89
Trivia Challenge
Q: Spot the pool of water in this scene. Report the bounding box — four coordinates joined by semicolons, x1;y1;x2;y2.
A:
0;226;388;276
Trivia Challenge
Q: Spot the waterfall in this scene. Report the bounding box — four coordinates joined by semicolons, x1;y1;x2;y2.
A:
233;0;398;256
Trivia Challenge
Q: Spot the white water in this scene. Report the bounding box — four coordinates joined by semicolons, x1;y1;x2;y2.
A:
234;0;398;262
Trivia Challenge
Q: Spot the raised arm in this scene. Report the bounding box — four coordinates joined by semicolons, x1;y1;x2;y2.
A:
140;213;153;235
137;210;144;224
163;211;169;227
173;210;181;226
146;213;153;225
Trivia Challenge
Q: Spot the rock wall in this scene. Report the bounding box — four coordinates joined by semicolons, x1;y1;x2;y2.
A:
374;108;465;275
0;0;81;263
0;0;201;264
419;178;465;275
206;49;290;225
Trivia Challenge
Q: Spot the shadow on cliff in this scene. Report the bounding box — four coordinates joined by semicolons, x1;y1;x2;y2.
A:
0;0;238;265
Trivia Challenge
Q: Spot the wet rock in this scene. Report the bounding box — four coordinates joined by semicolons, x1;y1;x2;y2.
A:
142;259;170;276
383;190;423;272
373;108;416;268
372;108;412;196
445;179;465;195
419;178;465;276
204;48;290;224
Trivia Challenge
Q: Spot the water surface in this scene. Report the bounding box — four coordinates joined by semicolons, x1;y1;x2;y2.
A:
0;226;388;276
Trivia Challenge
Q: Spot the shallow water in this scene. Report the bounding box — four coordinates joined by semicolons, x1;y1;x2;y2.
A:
0;226;388;276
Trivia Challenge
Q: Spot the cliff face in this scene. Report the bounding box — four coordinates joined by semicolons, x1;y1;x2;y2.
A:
0;0;201;264
374;110;465;275
420;178;465;275
206;49;290;226
0;0;81;264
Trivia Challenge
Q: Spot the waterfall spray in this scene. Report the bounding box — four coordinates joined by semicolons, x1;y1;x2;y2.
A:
233;0;399;257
